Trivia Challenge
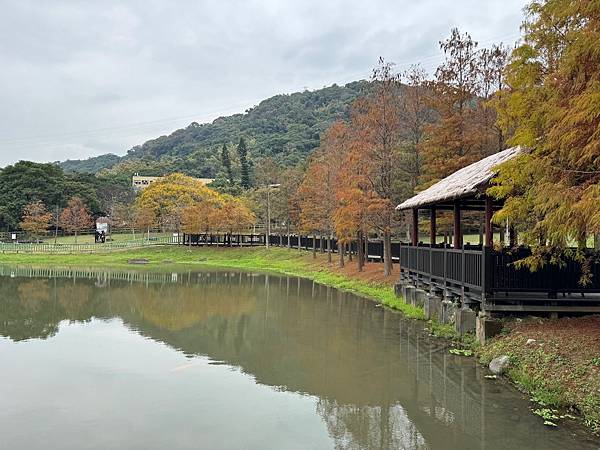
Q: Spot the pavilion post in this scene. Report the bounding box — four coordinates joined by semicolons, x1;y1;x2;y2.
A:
411;208;419;246
429;207;436;246
484;196;493;247
509;225;517;247
453;201;462;249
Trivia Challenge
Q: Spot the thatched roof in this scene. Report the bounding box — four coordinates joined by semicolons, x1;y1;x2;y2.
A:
396;146;522;210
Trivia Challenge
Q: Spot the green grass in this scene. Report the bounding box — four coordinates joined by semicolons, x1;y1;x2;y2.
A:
0;245;425;319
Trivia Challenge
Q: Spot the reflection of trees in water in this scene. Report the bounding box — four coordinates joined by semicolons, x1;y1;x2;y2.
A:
17;280;50;312
115;283;256;331
1;279;59;341
317;399;426;450
0;273;259;340
0;270;527;450
57;283;94;321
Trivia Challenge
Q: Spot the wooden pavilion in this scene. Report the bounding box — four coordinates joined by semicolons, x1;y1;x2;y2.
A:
396;147;600;314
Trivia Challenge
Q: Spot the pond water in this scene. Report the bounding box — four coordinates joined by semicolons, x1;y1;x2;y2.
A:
0;267;597;450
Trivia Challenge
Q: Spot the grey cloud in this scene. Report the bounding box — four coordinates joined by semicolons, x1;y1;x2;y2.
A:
0;0;527;166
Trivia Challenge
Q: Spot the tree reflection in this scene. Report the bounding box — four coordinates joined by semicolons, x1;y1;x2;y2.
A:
0;268;537;450
317;400;426;450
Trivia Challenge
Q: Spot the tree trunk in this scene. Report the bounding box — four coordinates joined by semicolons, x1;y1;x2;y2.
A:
338;242;345;268
364;233;369;264
327;234;332;263
348;242;353;262
320;234;324;253
357;231;364;272
74;231;78;244
383;230;392;277
312;235;316;258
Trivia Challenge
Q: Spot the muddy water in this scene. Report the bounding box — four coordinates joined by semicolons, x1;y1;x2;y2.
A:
0;267;597;450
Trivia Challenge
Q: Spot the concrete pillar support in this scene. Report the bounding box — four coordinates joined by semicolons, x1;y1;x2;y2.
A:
455;308;477;335
401;285;416;306
414;289;427;308
476;313;503;345
424;292;442;320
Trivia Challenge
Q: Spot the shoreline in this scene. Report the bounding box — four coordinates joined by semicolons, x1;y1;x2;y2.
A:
0;245;598;436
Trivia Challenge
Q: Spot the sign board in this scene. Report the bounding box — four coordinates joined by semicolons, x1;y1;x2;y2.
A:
96;222;109;233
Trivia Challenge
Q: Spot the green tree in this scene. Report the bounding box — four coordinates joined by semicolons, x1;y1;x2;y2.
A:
221;143;233;184
237;138;251;189
0;161;101;230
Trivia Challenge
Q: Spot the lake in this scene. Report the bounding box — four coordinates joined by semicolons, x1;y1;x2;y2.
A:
0;266;597;450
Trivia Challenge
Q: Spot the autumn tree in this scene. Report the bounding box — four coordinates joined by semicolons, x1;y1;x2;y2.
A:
181;202;217;248
478;44;509;153
397;65;432;195
344;60;402;276
59;196;92;243
253;157;281;248
214;196;256;245
278;167;304;244
113;201;137;238
299;122;348;263
422;29;507;183
19;200;53;241
298;160;329;258
134;206;156;241
136;173;222;231
490;0;600;257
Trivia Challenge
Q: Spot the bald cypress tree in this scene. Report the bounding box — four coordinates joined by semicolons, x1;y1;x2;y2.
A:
491;0;600;263
237;137;251;189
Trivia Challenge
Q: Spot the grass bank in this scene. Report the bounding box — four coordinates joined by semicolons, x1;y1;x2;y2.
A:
0;245;425;319
479;316;600;433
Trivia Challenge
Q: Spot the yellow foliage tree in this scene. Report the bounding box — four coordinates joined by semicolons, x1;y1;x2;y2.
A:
136;174;223;231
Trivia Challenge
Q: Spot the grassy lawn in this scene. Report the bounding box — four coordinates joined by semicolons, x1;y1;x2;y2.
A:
0;245;425;319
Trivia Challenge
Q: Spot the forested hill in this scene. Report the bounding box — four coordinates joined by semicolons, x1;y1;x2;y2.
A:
59;81;370;177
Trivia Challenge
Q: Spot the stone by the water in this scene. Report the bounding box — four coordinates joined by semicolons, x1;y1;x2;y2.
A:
489;355;511;375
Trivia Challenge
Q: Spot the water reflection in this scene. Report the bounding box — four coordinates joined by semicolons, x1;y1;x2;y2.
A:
0;266;596;450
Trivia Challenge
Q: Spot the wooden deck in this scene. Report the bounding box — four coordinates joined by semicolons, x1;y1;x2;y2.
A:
399;244;600;313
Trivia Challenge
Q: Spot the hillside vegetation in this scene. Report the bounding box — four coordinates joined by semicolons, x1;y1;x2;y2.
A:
59;81;370;177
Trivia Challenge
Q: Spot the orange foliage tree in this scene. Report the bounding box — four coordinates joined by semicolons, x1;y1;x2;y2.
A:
214;195;256;245
20;200;53;241
298;121;347;263
59;196;92;243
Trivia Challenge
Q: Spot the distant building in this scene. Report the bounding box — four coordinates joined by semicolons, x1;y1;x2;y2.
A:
132;174;215;190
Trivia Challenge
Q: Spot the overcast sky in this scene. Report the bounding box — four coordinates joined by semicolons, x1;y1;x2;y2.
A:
0;0;527;167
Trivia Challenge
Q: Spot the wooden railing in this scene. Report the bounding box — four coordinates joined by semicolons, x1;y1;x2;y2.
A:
399;244;600;298
0;236;177;254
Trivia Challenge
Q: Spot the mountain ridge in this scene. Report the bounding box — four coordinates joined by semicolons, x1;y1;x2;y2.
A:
58;80;371;178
